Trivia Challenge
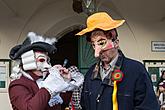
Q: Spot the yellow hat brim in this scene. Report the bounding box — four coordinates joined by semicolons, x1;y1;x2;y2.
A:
76;20;125;36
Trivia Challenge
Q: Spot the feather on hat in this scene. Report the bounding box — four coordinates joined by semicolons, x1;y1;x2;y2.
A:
9;32;57;60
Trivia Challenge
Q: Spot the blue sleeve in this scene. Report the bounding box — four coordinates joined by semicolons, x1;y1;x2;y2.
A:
134;65;160;110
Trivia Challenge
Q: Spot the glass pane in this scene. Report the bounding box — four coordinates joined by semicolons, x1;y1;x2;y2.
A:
0;81;5;88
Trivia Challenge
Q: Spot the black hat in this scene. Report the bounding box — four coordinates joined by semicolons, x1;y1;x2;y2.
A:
9;32;57;60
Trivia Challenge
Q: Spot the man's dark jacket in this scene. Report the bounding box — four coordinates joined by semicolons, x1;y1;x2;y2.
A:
80;54;160;110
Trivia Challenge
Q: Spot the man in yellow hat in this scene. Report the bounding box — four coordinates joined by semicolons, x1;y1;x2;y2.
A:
76;12;160;110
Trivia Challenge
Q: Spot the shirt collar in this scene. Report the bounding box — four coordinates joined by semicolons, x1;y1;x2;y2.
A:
99;53;119;70
110;53;119;68
92;53;119;80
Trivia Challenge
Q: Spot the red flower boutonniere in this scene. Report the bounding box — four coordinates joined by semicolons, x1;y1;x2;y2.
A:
112;69;124;82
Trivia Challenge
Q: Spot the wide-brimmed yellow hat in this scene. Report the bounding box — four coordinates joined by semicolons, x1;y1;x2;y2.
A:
76;12;125;35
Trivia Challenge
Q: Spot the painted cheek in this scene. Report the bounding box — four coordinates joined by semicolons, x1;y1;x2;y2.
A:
102;42;114;50
37;61;51;71
44;62;51;69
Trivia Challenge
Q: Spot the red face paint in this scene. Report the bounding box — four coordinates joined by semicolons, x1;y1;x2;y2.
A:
102;40;114;51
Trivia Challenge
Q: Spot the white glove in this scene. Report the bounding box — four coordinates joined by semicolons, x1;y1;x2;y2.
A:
36;79;63;106
63;66;84;91
41;66;69;96
48;94;63;107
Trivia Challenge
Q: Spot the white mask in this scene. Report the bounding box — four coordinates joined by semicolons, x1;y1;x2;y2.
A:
35;51;52;72
21;50;52;77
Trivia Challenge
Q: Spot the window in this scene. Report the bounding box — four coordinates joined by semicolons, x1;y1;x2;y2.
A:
0;59;11;92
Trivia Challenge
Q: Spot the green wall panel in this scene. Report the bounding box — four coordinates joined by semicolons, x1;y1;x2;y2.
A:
78;36;96;74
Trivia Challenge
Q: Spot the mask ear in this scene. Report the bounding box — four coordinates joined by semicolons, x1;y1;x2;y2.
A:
113;39;119;48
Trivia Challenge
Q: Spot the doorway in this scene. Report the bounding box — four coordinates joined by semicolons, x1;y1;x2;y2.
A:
50;28;96;74
50;29;79;68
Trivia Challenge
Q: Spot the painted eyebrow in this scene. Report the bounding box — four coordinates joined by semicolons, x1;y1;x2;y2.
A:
97;38;106;42
91;38;106;43
36;55;46;59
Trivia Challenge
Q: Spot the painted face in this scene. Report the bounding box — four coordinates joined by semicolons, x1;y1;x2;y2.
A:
35;52;51;73
91;36;114;58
